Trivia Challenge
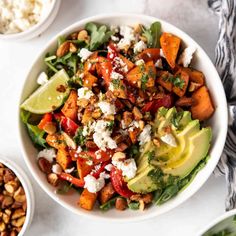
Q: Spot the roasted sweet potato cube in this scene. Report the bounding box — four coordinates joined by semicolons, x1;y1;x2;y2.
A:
173;69;189;97
46;133;66;150
99;182;116;204
183;67;205;86
77;158;94;179
61;90;78;121
56;149;72;170
160;32;181;68
118;54;134;72
128;128;140;144
136;48;160;62
79;189;97;210
157;71;173;92
191;86;215;121
83;72;98;88
84;52;98;72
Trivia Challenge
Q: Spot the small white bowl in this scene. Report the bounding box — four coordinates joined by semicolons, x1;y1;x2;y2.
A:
0;156;35;236
197;210;236;236
18;13;228;222
0;0;61;41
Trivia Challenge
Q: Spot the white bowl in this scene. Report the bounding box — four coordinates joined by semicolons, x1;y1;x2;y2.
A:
0;0;61;41
197;210;236;235
18;13;228;222
0;156;35;235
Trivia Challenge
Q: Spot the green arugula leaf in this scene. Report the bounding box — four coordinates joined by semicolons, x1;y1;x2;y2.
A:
142;21;162;48
141;73;149;90
85;22;113;51
74;127;86;146
171;111;184;128
128;201;140;210
100;197;118;211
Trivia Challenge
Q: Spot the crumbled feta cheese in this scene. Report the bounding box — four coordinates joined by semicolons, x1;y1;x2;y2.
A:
110;71;123;80
138;125;151;145
111;35;119;42
105;164;113;171
155;59;163;69
133;41;147;54
135;59;145;66
84;174;105;193
160;133;177;147
93;120;117;151
108;82;115;92
65;167;75;174
112;158;137;180
78;48;93;62
77;87;94;100
0;0;52;34
113;57;128;73
37;148;56;163
178;46;196;67
95;150;102;159
52;164;62;175
98;101;116;116
100;171;110;179
37;72;48;85
76;146;82;153
160;49;166;58
117;25;135;50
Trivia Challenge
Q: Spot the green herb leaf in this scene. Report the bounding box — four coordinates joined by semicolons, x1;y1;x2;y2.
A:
111;79;121;89
171;111;184;128
164;75;185;89
58;36;66;47
107;121;115;131
128;201;140;210
56;182;72;194
85;22;113;51
158;184;179;204
148;168;164;185
141;73;149;90
74;127;86;146
127;145;140;159
142;21;162;48
147;151;155;164
100;197;118;211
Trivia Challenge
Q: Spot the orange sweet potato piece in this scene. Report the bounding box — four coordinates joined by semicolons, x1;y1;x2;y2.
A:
46;133;66;150
61;90;78;121
83;72;98;88
84;52;98;72
77;158;94;179
126;61;156;88
157;71;173;92
183;67;205;86
128;128;140;144
56;148;72;170
118;54;134;72
99;182;116;204
79;189;97;210
160;33;181;68
173;69;189;97
191;86;215;121
136;48;160;62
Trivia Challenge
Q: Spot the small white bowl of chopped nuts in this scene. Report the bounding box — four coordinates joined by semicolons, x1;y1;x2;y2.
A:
0;156;34;235
0;0;61;41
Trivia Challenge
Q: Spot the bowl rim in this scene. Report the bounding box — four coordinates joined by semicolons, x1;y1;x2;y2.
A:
0;0;61;40
0;156;35;235
17;13;228;222
197;209;236;236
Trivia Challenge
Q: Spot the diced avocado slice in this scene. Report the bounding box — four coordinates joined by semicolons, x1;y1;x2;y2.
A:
137;141;154;165
178;111;192;130
162;128;212;178
127;166;159;193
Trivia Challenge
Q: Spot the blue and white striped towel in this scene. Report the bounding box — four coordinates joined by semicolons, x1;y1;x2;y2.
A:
208;0;236;210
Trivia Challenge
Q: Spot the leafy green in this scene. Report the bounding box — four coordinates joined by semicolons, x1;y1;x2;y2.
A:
111;79;121;89
148;168;164;187
147;151;155;164
164;75;185;89
157;184;179;204
142;21;162;48
127;145;140;159
100;197;118;211
20;110;47;148
85;22;113;51
106;121;115;131
141;73;149;90
171;111;184;128
74;127;86;146
204;228;233;236
57;36;66;47
56;182;72;195
128;201;140;210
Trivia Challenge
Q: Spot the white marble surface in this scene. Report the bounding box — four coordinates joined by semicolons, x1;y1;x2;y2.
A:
0;0;228;235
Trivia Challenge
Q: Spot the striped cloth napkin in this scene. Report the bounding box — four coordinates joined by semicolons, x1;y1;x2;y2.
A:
208;0;236;210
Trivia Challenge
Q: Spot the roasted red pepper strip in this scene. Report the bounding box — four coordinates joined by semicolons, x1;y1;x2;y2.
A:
38;113;53;129
60;116;79;136
110;167;134;198
91;161;110;179
107;43;118;60
59;173;85;187
98;57;112;86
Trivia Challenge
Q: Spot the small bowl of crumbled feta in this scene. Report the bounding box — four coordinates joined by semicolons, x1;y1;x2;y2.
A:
0;0;61;41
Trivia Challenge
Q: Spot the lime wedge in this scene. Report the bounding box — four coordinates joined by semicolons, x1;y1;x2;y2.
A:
21;69;70;114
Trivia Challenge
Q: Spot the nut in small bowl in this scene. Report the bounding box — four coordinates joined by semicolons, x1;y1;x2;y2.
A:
0;157;34;236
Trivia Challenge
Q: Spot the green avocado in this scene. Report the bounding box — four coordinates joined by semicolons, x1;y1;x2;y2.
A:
127;107;212;194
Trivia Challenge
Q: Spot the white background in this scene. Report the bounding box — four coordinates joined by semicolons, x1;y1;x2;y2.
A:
0;0;228;235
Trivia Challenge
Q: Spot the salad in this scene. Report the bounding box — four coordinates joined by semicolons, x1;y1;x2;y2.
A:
20;21;215;211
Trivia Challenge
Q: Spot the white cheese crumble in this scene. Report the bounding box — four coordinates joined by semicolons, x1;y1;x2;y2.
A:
105;164;113;172
117;25;135;50
37;148;56;163
160;133;177;147
93;120;117;151
155;59;163;69
95;150;102;159
135;59;145;66
76;146;82;153
37;72;48;85
52;164;62;175
84;174;105;193
100;171;110;179
160;49;166;58
113;56;128;73
77;87;94;100
98;101;116;116
110;71;123;80
112;158;137;180
138;125;151;145
0;0;52;34
65;167;75;174
78;48;93;62
111;35;119;42
133;41;147;54
178;46;196;67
